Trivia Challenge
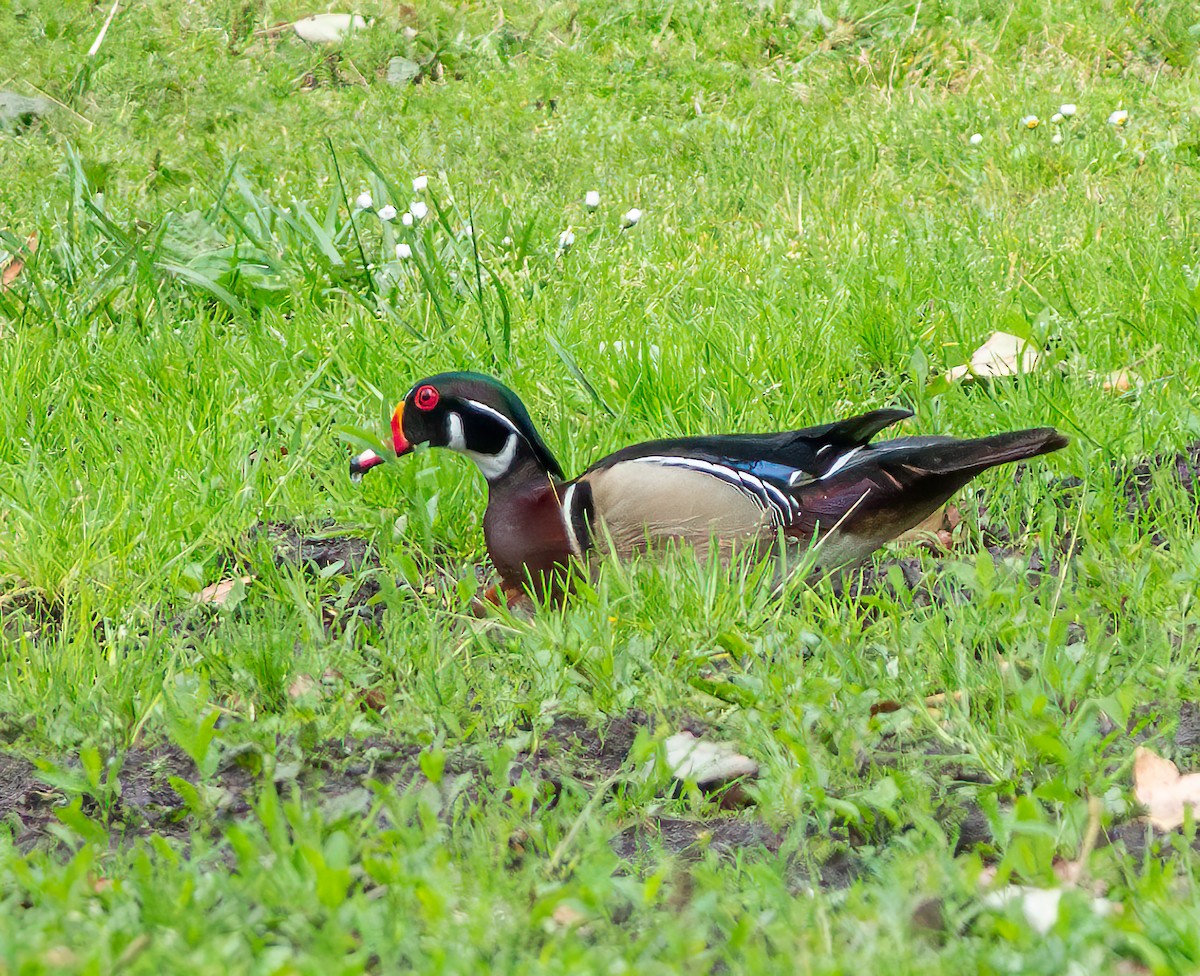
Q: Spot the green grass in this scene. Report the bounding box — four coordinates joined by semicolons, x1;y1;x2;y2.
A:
3;0;1200;971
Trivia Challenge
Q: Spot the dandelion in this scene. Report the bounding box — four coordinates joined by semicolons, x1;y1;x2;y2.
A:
410;201;429;220
412;175;428;192
1051;133;1063;145
1020;115;1039;129
395;243;413;259
969;133;983;145
1107;109;1129;127
1059;103;1077;117
401;212;414;227
585;190;600;210
558;229;575;250
355;191;373;210
377;204;397;221
622;207;642;228
1051;113;1064;124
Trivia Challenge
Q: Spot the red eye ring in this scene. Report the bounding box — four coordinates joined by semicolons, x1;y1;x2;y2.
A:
413;384;440;411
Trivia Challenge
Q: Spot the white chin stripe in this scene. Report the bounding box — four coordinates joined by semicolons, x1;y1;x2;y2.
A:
447;406;521;481
467;433;518;481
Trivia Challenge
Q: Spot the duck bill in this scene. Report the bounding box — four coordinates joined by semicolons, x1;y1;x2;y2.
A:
348;404;413;484
391;404;412;457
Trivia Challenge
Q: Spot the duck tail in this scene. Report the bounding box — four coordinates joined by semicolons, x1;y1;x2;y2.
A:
895;427;1069;477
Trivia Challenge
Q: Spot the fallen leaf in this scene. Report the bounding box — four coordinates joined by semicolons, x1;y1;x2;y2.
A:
292;13;367;43
550;903;587;928
662;732;758;787
386;57;420;86
1;233;37;290
1102;369;1142;394
288;673;317;699
194;576;252;606
894;503;961;546
945;332;1041;383
1132;746;1200;830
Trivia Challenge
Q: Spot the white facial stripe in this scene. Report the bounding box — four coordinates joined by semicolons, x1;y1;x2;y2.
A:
467;433;518;481
560;483;582;556
820;446;862;480
634;456;797;527
463;399;520;435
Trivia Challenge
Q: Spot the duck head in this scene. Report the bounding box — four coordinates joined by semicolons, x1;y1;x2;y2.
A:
349;371;564;484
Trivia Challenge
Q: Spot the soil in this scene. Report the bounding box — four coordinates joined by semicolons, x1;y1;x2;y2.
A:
6;445;1200;878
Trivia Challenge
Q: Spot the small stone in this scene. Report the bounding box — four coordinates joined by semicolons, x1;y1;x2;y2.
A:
0;91;54;132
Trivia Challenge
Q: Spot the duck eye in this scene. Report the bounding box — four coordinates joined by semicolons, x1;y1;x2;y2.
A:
414;385;440;411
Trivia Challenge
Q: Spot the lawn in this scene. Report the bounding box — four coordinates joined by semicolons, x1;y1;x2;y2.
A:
2;0;1200;971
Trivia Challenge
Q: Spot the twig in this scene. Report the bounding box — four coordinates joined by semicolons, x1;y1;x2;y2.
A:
88;0;121;58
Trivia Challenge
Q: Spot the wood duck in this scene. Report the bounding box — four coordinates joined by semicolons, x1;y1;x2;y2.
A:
350;372;1068;600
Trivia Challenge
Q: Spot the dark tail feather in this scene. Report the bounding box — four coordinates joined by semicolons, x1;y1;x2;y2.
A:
823;407;914;446
794;426;1069;570
895;427;1069;476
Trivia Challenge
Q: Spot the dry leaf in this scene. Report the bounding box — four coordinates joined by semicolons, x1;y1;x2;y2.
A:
194;576;252;606
292;13;367;43
946;332;1040;382
1;233;37;290
894;503;961;546
663;732;758;786
1102;369;1142;394
550;903;587;928
1132;746;1200;830
288;673;317;699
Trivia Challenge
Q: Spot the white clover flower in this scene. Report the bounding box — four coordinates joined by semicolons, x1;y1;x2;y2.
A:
401;212;413;227
622;207;642;228
1051;113;1064;124
585;190;600;210
412;175;428;192
1020;115;1039;129
969;132;983;145
558;229;575;250
355;191;373;210
1107;109;1129;126
395;243;413;259
377;204;397;221
1060;103;1077;117
1051;133;1063;144
410;201;429;220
